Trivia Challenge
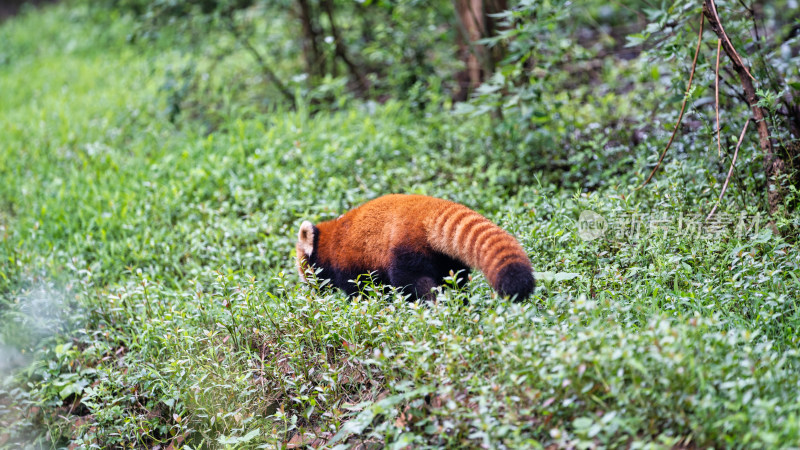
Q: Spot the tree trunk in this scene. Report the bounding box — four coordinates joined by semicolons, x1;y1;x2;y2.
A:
702;0;786;214
452;0;507;100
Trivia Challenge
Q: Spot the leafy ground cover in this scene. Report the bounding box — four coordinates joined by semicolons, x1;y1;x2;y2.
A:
1;2;799;448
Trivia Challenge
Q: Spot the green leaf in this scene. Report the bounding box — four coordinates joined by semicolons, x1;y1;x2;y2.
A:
573;417;593;430
217;428;260;445
534;271;580;282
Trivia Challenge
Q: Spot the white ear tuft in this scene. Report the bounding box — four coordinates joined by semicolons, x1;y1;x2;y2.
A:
297;220;315;256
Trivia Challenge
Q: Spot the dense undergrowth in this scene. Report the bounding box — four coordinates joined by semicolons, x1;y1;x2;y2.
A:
1;1;800;448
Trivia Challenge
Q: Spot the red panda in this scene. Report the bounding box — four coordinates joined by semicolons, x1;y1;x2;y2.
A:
295;194;535;301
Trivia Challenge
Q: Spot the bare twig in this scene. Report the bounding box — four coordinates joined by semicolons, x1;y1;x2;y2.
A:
706;118;750;222
715;38;722;157
637;14;704;189
720;66;751;105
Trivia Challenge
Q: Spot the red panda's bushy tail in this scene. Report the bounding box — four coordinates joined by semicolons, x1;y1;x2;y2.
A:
424;201;534;301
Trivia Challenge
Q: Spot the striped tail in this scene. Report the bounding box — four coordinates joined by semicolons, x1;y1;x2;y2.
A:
425;201;535;301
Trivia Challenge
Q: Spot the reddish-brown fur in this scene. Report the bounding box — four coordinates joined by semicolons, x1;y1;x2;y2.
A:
296;194;534;300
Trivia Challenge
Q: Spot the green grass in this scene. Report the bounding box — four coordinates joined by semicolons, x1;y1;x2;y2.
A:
1;2;800;449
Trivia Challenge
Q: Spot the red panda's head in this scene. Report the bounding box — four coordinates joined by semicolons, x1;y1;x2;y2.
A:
296;220;316;281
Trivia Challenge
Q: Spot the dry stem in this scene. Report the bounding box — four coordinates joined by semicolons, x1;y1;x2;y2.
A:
706;118;750;222
715;38;722;157
637;14;704;189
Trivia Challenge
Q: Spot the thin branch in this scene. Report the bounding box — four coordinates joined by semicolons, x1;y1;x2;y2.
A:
321;0;369;92
637;13;704;189
703;43;751;104
706;118;750;222
715;38;722;157
226;19;295;107
737;0;763;50
608;0;647;23
708;0;755;81
720;66;750;104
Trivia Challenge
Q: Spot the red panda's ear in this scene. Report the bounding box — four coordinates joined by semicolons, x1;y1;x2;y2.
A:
297;220;315;256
